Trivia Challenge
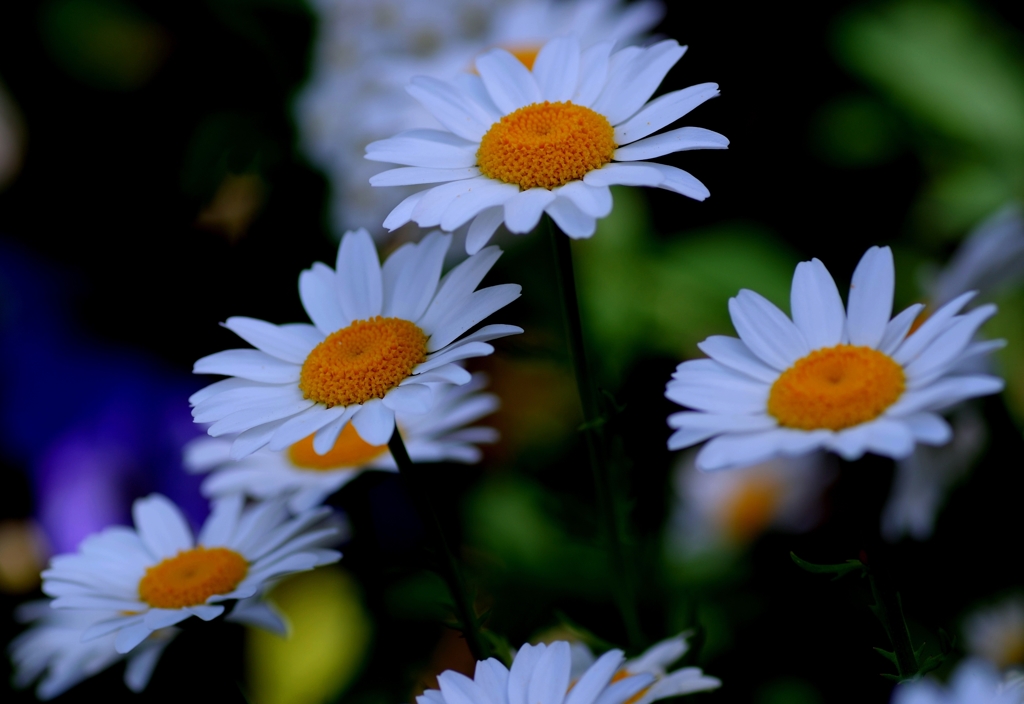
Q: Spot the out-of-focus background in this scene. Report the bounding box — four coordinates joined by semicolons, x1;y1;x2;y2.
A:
1;1;1023;702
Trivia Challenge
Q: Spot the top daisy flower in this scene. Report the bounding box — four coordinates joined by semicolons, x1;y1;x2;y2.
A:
665;246;1005;471
366;36;726;253
192;228;522;459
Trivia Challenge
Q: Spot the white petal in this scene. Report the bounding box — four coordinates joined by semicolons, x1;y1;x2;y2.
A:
189;376;256;406
564;650;623;704
846;246;894;348
222;317;318;364
504;188;557;234
198;494;244;547
573;41;614;107
509;644;546;704
696;429;826;471
365;130;478;168
892;291;976;365
555;181;613;219
208;396;314;437
696;335;779;383
407;77;489;142
614;83;720;144
532;36;580;102
133;495;193;559
879;303;925;356
419;246;503;331
268;405;345;451
314;406;360;454
902;413;952;445
438;671;488;704
643;162;710;200
862;418;916;459
192;384;300;423
905;304;997;387
370;166;481;187
466;207;506;255
382;384;433;414
144;608;190;630
385;230;451;321
336;228;383;321
439;323;523;347
426;284;521;352
790;259;846;349
546;197;597;239
614;126;728;161
402;363;472;386
230;417;291;459
412;177;493;228
452;73;503;123
638;669;721;700
194;349;300;384
299;262;348;335
664;360;770;414
416;342;495;374
440;180;519;232
383;191;426;231
592;40;686;125
593;674;656;704
115;623;155;654
728;290;810;370
351;399;395;446
583;163;664;187
886;375;1004;416
476;48;542;114
528;642;571;704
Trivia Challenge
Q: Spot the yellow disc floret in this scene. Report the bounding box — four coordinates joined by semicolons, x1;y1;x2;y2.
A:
138;547;248;609
768;345;905;431
299;317;428;408
288;423;388;471
477;101;616;190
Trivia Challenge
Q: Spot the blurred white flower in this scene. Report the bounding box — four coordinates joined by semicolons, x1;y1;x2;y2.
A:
668;451;834;554
570;633;721;701
891;658;1022;704
964;598;1024;670
295;0;663;238
882;204;1022;541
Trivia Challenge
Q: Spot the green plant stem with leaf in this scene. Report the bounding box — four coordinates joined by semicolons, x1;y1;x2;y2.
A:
389;429;490;661
547;217;643;650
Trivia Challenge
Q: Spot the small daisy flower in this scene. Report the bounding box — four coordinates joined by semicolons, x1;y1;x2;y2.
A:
40;494;341;655
669;452;834;553
421;641;661;704
891;658;1022;704
367;35;726;253
665;246;1005;471
965;598;1024;670
570;633;721;702
295;0;664;236
8;602;177;700
191;228;521;458
184;373;499;512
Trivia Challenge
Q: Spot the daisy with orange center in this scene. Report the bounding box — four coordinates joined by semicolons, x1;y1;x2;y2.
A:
185;373;499;511
366;35;726;253
191;228;521;459
665;246;1005;471
40;494;340;655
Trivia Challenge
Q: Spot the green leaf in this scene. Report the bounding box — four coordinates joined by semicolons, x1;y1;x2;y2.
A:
874;648;898;666
790;552;866;580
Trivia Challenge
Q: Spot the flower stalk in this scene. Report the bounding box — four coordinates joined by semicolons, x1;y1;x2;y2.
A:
547;218;643;649
388;429;490;660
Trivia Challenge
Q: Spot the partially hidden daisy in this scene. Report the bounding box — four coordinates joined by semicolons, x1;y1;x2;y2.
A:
40;494;341;654
570;633;721;702
665;246;1005;471
191;228;521;459
367;36;726;253
965;597;1024;670
891;658;1023;704
419;641;662;704
185;372;500;512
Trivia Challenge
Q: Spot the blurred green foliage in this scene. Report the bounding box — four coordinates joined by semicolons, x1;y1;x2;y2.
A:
811;94;904;167
41;0;169;90
834;0;1024;236
575;188;798;378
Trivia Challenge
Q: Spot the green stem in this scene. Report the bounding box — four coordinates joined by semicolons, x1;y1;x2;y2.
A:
547;218;643;649
389;428;490;661
868;569;918;679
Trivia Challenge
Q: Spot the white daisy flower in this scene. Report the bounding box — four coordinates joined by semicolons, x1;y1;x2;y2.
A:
184;372;500;512
882;204;1022;541
295;0;664;236
891;658;1022;704
40;493;341;655
668;452;835;554
570;633;721;702
420;641;664;704
965;598;1024;670
664;246;1005;471
8;602;177;700
191;228;521;458
367;35;726;253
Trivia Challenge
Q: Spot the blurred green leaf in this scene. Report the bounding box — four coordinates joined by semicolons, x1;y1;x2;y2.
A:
835;0;1024;157
756;678;823;704
913;160;1023;238
812;94;905;167
575;188;798;378
983;288;1024;429
384;571;454;622
41;0;169;90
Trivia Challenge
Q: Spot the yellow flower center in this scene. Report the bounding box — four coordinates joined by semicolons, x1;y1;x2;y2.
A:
477;101;616;190
138;547;248;609
721;477;783;542
506;45;540;70
288;423;388;471
768;345;905;431
299;317;428;408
